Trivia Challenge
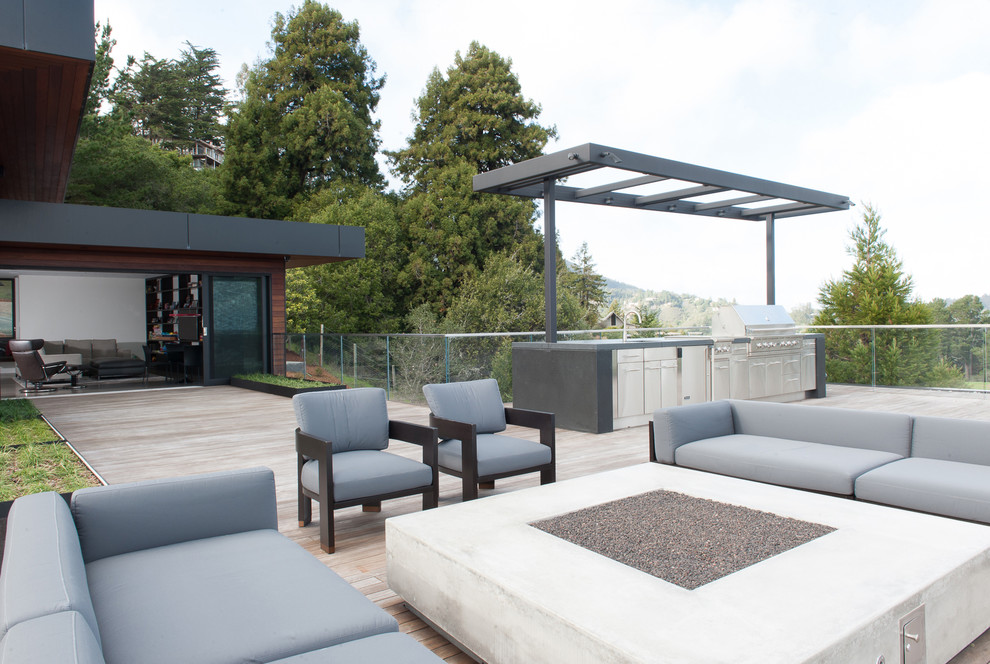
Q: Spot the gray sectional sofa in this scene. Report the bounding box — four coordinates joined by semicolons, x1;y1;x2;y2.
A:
650;399;990;523
0;467;442;664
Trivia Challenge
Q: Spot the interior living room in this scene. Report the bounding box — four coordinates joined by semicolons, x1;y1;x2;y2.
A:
0;0;364;396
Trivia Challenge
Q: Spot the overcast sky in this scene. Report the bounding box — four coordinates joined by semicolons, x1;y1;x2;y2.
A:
93;0;989;309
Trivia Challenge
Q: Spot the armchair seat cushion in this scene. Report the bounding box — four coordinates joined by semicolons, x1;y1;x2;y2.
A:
301;450;434;503
85;529;397;664
674;434;901;495
439;433;551;477
855;457;990;523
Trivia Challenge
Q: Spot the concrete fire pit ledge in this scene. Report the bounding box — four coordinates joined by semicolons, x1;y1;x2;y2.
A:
387;463;990;664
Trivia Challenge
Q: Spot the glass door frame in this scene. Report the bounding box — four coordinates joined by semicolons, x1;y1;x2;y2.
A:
201;273;272;385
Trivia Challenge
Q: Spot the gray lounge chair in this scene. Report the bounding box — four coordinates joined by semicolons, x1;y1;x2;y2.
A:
293;388;439;553
422;378;555;501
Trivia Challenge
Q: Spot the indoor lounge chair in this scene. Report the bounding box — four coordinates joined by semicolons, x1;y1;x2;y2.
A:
9;338;78;393
422;378;555;501
293;387;439;553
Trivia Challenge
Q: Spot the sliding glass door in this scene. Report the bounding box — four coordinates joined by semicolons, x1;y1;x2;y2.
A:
206;275;269;383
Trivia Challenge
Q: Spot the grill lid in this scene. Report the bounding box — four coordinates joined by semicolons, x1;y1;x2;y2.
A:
711;305;797;338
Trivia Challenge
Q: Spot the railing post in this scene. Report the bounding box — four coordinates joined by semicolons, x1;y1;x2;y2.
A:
445;336;451;384
386;335;391;399
301;334;307;380
871;327;876;388
339;335;344;387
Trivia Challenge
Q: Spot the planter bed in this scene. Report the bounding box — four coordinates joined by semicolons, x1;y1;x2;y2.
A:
230;376;346;398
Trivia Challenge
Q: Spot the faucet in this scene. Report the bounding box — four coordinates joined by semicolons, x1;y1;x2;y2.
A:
622;307;642;342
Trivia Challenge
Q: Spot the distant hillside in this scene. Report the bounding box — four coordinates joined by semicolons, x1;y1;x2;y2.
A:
603;278;736;328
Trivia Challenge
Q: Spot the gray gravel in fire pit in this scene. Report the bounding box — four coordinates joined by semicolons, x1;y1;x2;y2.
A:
531;489;835;590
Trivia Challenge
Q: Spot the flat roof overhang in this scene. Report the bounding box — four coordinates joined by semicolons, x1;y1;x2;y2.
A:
0;0;95;203
473;143;851;341
0;200;364;268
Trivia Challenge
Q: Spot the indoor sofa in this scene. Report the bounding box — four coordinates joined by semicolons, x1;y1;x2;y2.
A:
0;467;442;664
650;399;990;523
42;338;145;379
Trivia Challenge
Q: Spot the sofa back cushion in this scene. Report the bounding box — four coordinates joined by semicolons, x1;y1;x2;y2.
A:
652;400;734;464
63;339;92;360
0;492;102;647
730;400;912;456
911;416;990;464
90;339;118;359
72;467;277;563
293;388;389;453
43;340;64;355
422;379;507;434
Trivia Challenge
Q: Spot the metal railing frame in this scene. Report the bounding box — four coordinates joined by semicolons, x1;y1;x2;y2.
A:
277;324;989;402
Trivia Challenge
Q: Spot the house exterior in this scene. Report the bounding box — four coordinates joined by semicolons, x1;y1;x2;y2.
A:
0;0;363;383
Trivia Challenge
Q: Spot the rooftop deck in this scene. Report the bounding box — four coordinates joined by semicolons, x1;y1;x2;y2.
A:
31;384;990;663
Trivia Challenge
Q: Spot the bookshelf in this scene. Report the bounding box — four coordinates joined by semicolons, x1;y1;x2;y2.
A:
146;274;203;348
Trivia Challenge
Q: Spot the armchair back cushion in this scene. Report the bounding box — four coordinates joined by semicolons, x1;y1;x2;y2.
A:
423;379;507;434
293;388;389;453
0;492;102;647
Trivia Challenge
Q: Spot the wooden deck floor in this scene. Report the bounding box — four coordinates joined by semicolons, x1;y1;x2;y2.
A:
31;384;990;663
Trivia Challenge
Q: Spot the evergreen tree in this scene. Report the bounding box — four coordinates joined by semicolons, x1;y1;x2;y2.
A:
389;42;555;316
813;205;951;386
560;242;608;328
83;22;115;127
222;1;384;219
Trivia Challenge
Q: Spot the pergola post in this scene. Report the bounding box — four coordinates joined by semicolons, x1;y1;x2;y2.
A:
543;177;558;343
766;212;775;305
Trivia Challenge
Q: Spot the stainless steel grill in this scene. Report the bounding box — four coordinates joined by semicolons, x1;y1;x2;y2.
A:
710;305;812;401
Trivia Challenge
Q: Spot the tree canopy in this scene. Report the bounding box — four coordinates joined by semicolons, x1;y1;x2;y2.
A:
221;1;384;219
813;204;951;387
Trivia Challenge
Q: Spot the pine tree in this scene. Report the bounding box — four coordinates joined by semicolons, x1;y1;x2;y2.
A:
222;1;384;219
813;204;948;386
388;42;556;316
561;242;608;328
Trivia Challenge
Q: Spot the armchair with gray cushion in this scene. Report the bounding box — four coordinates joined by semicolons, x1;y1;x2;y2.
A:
422;378;555;501
9;339;75;393
293;388;439;554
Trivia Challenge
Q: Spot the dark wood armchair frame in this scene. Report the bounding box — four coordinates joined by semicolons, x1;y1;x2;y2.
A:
428;407;556;501
295;420;439;554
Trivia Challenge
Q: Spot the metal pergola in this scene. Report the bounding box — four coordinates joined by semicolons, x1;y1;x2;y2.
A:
473;143;851;342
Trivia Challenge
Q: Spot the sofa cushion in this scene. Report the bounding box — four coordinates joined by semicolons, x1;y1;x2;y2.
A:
674;434;902;495
42;340;64;355
855;457;990;523
910;416;990;464
423;379;507;434
85;529;398;664
269;632;442;663
293;388;389;453
90;339;118;359
438;433;550;476
652;400;734;464
0;611;105;664
301;450;433;502
729;400;913;456
0;492;101;647
63;339;91;360
72;467;277;563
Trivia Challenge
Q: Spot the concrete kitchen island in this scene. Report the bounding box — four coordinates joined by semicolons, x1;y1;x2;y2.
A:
512;338;713;434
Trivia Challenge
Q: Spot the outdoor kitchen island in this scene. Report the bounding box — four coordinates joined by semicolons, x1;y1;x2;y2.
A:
512;337;713;433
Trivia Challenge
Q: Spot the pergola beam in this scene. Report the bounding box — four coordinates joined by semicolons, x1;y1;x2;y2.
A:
473;143;851;341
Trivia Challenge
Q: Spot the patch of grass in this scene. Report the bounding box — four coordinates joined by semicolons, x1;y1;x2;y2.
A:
234;373;335;388
0;399;101;501
0;399;40;423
